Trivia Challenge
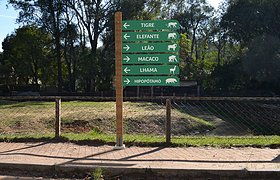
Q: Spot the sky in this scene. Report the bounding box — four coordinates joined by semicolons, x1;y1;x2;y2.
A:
208;0;221;9
0;0;222;52
0;0;18;51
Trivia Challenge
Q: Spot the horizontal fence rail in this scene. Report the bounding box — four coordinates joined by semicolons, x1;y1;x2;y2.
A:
0;96;280;144
2;96;280;101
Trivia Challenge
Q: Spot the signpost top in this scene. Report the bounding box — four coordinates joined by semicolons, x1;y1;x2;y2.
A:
122;20;180;31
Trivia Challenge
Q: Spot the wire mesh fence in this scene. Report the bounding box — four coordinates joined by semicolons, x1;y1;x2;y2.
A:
0;96;279;142
61;100;116;135
171;98;280;136
0;99;55;135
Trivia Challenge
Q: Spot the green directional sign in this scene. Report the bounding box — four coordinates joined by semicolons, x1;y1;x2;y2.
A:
120;19;181;87
123;76;180;86
122;32;180;42
123;65;179;75
122;20;180;31
122;54;179;65
123;42;179;53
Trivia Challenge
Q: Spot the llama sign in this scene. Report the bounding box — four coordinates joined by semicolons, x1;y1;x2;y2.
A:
122;65;179;75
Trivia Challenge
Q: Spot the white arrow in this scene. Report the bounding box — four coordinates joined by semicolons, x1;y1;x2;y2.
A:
123;33;131;40
123;45;130;51
123;56;130;63
123;22;130;29
124;67;131;74
124;78;130;85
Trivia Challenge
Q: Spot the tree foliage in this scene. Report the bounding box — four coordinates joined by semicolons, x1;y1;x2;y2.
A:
1;26;53;87
216;0;280;94
1;0;280;95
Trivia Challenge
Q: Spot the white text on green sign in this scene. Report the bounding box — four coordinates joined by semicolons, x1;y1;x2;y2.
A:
122;42;179;53
122;32;180;42
123;65;179;75
122;54;179;65
123;76;180;86
122;20;180;31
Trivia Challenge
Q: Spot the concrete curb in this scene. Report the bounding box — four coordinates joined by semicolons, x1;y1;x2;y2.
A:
0;162;280;179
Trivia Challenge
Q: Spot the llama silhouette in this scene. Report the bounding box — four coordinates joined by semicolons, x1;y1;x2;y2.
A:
170;66;177;74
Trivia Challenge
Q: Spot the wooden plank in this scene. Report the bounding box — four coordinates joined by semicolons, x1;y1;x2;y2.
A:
55;98;61;138
166;98;171;145
115;11;124;149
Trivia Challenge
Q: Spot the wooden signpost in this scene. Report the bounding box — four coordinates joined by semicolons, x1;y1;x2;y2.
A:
115;12;181;149
115;12;124;149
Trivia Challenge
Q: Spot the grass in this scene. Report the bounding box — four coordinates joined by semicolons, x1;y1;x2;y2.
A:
171;136;280;147
92;167;104;180
0;130;279;148
0;100;214;135
0;100;280;147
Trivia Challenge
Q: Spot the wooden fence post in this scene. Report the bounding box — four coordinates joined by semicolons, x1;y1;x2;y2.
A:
166;98;171;145
55;98;61;138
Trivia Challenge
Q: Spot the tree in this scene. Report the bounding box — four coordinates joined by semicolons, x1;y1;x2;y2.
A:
9;0;65;92
64;0;116;92
178;33;191;80
219;0;280;94
0;52;8;85
171;0;214;82
61;3;79;92
1;26;52;88
242;34;280;92
221;0;280;46
208;1;229;66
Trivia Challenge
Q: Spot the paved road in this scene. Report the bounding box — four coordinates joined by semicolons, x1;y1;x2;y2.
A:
0;142;279;179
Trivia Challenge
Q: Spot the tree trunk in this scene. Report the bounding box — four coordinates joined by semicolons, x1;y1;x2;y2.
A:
69;38;76;92
50;0;62;93
55;30;62;93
